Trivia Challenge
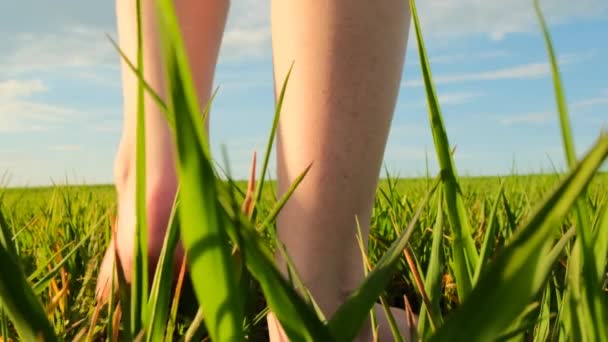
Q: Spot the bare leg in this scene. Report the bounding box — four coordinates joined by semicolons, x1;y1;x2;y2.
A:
96;0;229;301
270;0;411;340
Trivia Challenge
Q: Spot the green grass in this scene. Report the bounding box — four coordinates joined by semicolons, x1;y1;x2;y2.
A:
0;0;607;340
0;173;606;340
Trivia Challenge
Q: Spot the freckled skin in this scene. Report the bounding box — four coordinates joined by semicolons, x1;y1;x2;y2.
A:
97;1;413;340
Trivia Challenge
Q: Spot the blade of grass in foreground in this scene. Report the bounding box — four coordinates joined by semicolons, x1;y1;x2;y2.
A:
409;0;478;301
146;194;180;342
1;308;9;342
430;134;608;341
107;35;172;130
251;63;294;221
473;182;504;284
533;284;552;342
355;218;403;342
131;0;149;335
215;184;332;341
355;219;379;342
534;2;605;339
0;206;17;257
155;0;243;340
328;176;441;342
0;209;56;341
418;189;445;339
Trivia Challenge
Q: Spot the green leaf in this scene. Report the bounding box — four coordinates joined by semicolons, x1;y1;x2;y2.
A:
473;182;504;284
409;0;479;301
155;0;244;340
251;63;294;220
534;2;604;339
430;134;608;342
107;35;172;130
146;194;180;342
534;284;552;342
418;189;445;339
31;230;94;294
218;198;332;341
328;176;441;341
594;199;608;283
0;209;56;341
131;0;149;335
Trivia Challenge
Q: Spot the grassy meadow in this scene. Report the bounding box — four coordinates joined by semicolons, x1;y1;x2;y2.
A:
0;0;607;340
0;173;607;340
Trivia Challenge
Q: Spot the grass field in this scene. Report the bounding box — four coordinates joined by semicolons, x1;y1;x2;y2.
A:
0;0;607;340
0;173;606;340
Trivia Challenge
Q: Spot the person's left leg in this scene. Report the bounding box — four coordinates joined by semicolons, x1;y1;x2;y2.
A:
96;0;229;302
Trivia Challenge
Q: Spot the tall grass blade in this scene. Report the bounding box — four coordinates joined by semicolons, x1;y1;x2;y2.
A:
1;308;9;342
534;284;552;342
534;2;604;339
534;0;576;167
217;197;332;341
594;200;608;281
184;307;206;342
31;230;93;295
146;194;180;342
0;206;17;258
107;35;171;130
473;183;504;284
355;218;379;342
164;258;187;342
409;0;478;301
155;0;243;339
258;163;311;232
0;209;56;341
251;63;294;219
112;225;133;340
355;218;403;342
328;176;441;341
430;134;608;341
418;189;444;339
131;0;149;335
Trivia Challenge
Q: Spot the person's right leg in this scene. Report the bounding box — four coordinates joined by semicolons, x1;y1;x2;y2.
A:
270;0;412;340
96;0;229;301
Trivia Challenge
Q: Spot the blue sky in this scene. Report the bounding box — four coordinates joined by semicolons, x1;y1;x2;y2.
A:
1;0;607;186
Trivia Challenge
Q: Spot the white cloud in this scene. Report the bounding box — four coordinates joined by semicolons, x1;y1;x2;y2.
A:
438;92;483;105
49;145;83;152
0;101;80;132
389;123;429;137
0;79;81;132
385;145;433;161
498;112;551;125
400;91;482;109
415;0;608;40
1;26;118;75
572;89;608;109
404;62;549;87
402;51;594;87
409;50;512;66
222;0;606;62
220;27;271;62
219;0;271;63
0;79;46;100
92;120;122;133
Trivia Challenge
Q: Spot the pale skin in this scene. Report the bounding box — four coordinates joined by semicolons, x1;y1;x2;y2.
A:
97;0;412;340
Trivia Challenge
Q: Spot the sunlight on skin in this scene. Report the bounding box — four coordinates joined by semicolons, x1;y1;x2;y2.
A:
96;0;228;301
97;0;414;340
